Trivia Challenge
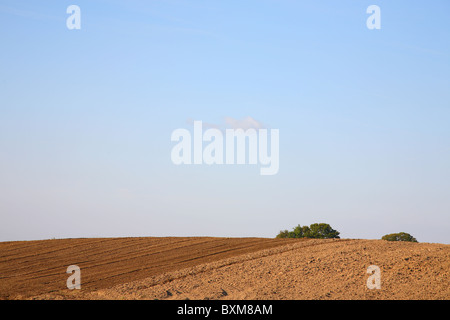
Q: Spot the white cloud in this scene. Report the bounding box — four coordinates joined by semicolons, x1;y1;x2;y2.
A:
224;116;266;130
186;116;267;131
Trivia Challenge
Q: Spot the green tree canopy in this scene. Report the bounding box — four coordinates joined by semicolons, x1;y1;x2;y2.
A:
308;223;340;239
381;232;418;242
276;223;340;239
276;230;290;239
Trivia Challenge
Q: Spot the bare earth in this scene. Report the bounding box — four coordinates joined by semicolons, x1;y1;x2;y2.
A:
1;237;448;300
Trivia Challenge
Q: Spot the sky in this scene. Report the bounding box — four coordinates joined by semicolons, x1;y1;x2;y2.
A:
0;0;449;243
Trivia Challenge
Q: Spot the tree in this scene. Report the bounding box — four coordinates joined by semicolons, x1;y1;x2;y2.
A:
275;230;289;239
293;225;310;238
308;223;340;239
276;223;340;239
382;232;418;243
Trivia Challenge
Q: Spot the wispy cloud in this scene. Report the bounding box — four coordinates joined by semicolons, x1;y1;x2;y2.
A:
186;116;267;131
224;116;266;130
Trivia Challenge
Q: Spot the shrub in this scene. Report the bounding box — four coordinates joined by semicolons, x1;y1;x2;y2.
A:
308;223;340;239
275;230;290;239
276;223;340;239
382;232;418;242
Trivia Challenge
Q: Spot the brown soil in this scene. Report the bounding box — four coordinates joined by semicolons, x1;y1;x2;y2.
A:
0;236;295;299
1;237;449;300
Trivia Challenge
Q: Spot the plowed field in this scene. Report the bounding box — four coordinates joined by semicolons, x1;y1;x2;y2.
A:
0;237;296;299
1;237;449;300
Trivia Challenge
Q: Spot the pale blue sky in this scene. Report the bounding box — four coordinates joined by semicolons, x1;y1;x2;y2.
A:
0;1;449;243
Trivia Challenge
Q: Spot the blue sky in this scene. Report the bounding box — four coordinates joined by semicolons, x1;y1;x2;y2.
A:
0;0;449;243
